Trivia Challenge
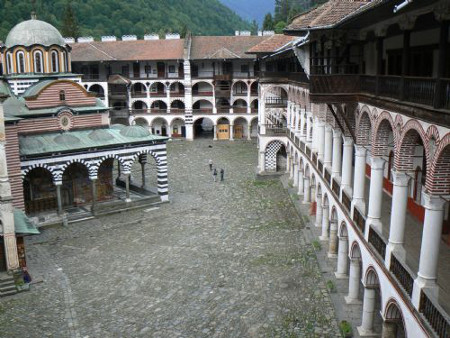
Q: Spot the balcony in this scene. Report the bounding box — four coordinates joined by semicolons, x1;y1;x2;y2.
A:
260;124;287;137
150;91;166;98
170;91;185;97
192;108;213;114
258;72;309;85
131;91;147;98
265;97;288;108
310;74;450;111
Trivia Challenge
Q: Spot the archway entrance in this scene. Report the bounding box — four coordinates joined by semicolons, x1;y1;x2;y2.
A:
61;163;92;208
194;118;214;139
23;167;56;214
217;117;230;140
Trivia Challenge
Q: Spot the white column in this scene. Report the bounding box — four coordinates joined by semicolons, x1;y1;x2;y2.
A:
332;129;342;177
320;203;330;240
247;125;251;140
335;236;349;279
366;157;386;236
297;170;304;195
303;178;311;204
294;110;299;132
324;125;333;168
341;137;354;193
229;124;234;141
258;151;265;173
311;117;318;152
345;258;362;304
306;114;312;145
328;220;338;257
357;287;377;336
317;121;325;159
288;156;294;180
213;124;217;140
300;111;305;138
352;145;367;213
293;163;299;187
385;171;410;267
315;195;323;228
412;194;446;307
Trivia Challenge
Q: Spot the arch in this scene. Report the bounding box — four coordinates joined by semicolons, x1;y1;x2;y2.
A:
150;100;167;112
250;82;258;95
427;137;450;195
395;120;428;173
232;117;248;139
192;81;213;96
232;80;248;95
170;118;185;138
149;82;166;96
33;50;43;73
217;117;230;124
350;241;362;259
23;167;57;214
251;99;259;110
132;100;148;110
95;158;116;201
133;117;149;127
194;117;214;138
357;108;372;146
6;52;13;74
264;140;287;172
51;50;59;73
384;299;407;337
169;81;185;96
330;206;338;222
16;51;25;73
62;51;69;72
150;117;169;136
170;99;185;112
193;99;213;113
364;266;380;287
131;82;147;96
339;221;348;237
88;84;105;99
61;161;92;207
373;112;395;158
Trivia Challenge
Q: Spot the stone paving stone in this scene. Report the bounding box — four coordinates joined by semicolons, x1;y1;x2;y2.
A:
0;139;340;337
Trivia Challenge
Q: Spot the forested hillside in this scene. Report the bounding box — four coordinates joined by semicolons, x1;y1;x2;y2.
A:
218;0;274;25
0;0;251;41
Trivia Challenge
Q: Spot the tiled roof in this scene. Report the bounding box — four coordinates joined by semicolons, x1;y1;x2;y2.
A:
286;0;372;31
246;34;296;54
190;36;266;60
71;39;185;62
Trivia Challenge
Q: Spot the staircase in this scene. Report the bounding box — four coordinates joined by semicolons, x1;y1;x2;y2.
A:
0;273;17;297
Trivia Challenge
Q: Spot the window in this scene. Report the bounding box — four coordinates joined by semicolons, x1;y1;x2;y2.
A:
63;52;69;72
240;64;249;73
51;51;59;72
168;65;176;73
34;51;43;73
59;90;66;101
6;53;13;74
16;51;25;73
121;65;129;76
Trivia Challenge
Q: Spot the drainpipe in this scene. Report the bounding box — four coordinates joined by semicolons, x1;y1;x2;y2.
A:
393;0;413;13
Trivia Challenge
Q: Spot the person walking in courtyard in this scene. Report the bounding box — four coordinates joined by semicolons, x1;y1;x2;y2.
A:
220;168;225;182
213;168;217;182
209;159;213;171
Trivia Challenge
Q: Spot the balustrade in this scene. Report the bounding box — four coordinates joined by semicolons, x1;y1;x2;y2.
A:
332;178;340;197
324;169;331;185
390;254;414;297
353;207;366;234
368;227;386;259
342;191;351;212
419;290;450;338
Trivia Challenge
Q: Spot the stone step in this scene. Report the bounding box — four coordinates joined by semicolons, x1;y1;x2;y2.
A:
0;289;17;297
0;284;16;292
0;274;17;297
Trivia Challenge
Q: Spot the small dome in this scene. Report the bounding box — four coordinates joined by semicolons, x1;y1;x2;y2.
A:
120;125;150;138
110;124;126;130
89;129;114;141
5;18;65;48
21;137;44;150
54;133;80;146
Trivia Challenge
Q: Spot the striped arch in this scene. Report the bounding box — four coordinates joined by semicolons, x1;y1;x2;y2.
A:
264;140;286;172
426;132;450;195
21;163;56;182
426;124;440;144
372;112;396;158
60;159;96;180
356;106;373;146
395;119;428;173
90;154;125;178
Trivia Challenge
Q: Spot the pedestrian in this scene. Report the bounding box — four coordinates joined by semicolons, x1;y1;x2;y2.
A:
213;168;217;182
209;159;213;171
220;168;224;181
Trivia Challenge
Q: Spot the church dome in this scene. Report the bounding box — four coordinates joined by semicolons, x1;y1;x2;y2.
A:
5;18;65;48
120;125;151;138
89;129;114;142
54;133;81;146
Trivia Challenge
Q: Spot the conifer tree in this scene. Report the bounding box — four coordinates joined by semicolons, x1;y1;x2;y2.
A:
61;2;79;38
262;13;274;31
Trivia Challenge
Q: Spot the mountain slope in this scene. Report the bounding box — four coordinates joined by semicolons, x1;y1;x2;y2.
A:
0;0;251;41
219;0;274;25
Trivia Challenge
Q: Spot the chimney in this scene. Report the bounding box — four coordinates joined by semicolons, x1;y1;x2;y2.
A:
101;36;117;42
165;33;180;40
122;35;137;41
78;36;94;43
144;34;159;40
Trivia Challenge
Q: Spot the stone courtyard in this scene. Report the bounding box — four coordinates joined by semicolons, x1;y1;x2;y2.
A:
0;140;339;337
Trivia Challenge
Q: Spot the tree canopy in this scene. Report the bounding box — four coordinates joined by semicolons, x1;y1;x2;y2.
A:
0;0;251;41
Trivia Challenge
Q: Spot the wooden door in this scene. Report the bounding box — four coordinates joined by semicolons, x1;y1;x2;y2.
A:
234;125;243;139
157;62;165;78
217;124;230;140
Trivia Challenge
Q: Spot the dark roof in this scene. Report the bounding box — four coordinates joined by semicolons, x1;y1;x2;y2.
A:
286;0;372;31
246;35;296;54
190;36;267;60
71;39;185;62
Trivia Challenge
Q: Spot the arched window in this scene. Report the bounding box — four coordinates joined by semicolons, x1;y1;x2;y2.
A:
59;90;66;101
62;51;69;72
16;51;25;73
51;51;59;73
34;51;43;73
6;52;13;74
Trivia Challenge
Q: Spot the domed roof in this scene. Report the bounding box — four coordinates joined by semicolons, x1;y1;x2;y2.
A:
20;137;44;151
89;129;114;141
5;18;65;48
110;124;126;130
120;125;151;138
54;133;81;146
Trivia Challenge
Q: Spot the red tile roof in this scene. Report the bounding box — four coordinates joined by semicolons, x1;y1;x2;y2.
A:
190;36;267;60
246;34;296;54
286;0;371;31
71;39;185;62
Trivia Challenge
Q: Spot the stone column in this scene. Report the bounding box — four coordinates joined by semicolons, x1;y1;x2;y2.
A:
306;115;312;145
315;194;323;228
247;125;252;140
139;154;147;188
357;286;377;336
328;220;338;257
352;145;367;213
297;170;304;195
213;124;217;140
324;125;333;168
293;163;299;187
366;157;386;236
332;129;342;177
300;111;305;138
345;258;362;304
311;117;318;152
317;120;325;159
335;235;349;279
303;178;311;204
259;151;265;173
341;137;354;193
125;173;131;202
412;194;446;307
385;171;410;266
320;203;330;240
55;182;63;215
229;124;234;141
91;178;97;214
288;156;294;180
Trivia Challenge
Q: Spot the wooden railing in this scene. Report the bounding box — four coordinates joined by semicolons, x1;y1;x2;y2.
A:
439;79;450;110
310;75;360;94
368;227;386;259
378;76;401;99
263;125;287;136
419;289;450;338
265;97;288;107
404;77;436;106
390;254;414;297
353;207;366;234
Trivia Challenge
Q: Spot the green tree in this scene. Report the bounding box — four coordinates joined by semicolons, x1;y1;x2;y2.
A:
274;20;286;34
262;13;274;31
61;2;79;38
250;20;258;35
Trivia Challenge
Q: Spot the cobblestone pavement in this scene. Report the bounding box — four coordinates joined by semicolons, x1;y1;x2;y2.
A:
0;139;339;337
